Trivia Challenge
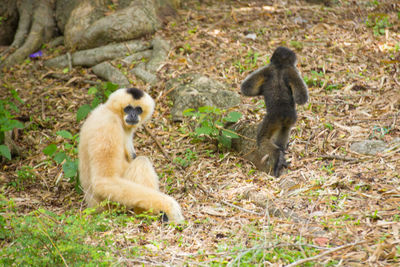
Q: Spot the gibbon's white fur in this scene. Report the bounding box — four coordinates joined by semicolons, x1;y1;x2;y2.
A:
78;88;184;223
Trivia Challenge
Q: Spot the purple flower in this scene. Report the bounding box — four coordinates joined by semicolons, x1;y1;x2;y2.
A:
29;50;43;58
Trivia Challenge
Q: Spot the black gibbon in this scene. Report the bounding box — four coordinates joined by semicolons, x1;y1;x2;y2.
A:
241;46;308;177
78;88;184;223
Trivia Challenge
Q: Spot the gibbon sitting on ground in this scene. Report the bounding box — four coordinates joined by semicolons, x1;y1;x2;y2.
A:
78;87;184;223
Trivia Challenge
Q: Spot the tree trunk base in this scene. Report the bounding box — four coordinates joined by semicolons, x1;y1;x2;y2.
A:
1;0;55;68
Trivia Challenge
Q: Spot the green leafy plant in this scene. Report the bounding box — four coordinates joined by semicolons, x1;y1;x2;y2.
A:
179;43;193;54
43;130;80;190
0;89;24;160
8;166;36;191
76;82;119;122
290;40;304;50
183;106;242;148
321;162;334;175
173;149;198;167
366;14;392;36
370;125;391;139
303;70;325;87
234;50;260;74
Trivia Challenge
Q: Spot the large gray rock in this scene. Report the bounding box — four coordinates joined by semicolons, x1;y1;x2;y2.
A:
167;73;240;121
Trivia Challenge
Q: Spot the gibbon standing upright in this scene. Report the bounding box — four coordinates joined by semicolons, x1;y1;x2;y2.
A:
241;46;308;177
78;87;184;223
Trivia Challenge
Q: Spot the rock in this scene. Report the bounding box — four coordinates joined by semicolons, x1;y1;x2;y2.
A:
350;138;400;155
167;73;240;121
244;33;257;40
350;140;387;155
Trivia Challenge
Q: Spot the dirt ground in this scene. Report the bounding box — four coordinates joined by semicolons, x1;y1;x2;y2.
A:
1;0;399;265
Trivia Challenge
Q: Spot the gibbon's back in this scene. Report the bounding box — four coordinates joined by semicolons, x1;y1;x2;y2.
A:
262;67;296;115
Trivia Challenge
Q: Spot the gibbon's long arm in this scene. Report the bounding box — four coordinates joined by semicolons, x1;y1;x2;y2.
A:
241;66;270;96
286;67;308;105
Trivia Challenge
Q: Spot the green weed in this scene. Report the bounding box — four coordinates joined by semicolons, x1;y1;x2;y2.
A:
303;70;325;87
0;89;24;160
183;106;242;149
366;14;392;36
43;130;80;191
173;148;198;167
0;196;127;266
8;166;36;191
234;50;260;74
290;40;304;50
321;162;334;175
370;125;391;139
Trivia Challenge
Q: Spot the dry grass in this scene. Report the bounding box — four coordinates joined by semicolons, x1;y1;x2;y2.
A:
1;0;399;265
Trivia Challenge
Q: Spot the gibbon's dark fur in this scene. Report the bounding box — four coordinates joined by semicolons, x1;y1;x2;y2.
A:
241;47;308;177
78;88;184;222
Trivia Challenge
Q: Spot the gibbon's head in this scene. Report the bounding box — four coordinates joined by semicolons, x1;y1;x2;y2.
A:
106;88;155;129
270;46;297;68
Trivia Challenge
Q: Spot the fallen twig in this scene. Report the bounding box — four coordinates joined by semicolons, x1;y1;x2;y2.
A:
318;154;358;162
285;240;367;267
220;200;262;216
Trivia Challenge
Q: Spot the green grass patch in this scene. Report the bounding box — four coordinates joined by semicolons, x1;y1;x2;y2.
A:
0;195;149;266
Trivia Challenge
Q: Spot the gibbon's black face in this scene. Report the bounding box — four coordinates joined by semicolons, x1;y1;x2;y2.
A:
124;105;143;125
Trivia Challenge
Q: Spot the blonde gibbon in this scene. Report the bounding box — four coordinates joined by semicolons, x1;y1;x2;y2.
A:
78;87;184;223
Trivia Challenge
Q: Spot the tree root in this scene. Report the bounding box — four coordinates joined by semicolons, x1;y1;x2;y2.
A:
44;40;151;68
121;50;152;66
146;36;170;72
131;37;170;84
92;62;130;87
1;0;55;67
44;32;170;87
131;62;159;85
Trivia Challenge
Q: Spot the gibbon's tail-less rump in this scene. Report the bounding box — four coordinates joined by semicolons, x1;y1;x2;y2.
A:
78;87;184;223
240;46;308;177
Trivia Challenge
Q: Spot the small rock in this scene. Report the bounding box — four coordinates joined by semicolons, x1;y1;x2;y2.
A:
350;140;387;155
245;33;257;40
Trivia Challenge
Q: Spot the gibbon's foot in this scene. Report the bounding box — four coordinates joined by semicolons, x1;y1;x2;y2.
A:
165;197;185;223
259;148;288;177
161;212;169;223
273;149;289;177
